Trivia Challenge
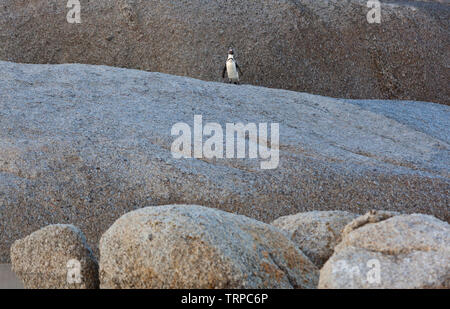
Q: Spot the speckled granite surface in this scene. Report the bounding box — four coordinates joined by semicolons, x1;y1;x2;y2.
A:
0;61;448;262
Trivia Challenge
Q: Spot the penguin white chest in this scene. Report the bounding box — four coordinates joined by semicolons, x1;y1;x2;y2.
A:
227;60;239;80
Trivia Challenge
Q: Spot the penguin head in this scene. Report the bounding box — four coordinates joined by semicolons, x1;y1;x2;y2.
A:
228;48;234;56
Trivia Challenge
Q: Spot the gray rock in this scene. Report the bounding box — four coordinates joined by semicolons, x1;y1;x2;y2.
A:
272;211;358;267
99;205;319;289
342;210;400;237
0;0;448;104
319;214;450;289
0;61;448;263
10;224;99;289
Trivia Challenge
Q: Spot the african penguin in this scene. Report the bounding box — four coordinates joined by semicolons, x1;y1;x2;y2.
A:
222;48;243;85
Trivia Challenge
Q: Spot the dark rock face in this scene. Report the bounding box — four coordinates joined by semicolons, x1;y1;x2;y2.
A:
0;61;448;263
0;0;448;104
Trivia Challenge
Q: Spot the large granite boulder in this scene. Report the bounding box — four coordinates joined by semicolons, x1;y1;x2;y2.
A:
318;214;450;288
0;0;448;104
272;211;358;267
0;61;448;262
99;205;319;288
10;224;99;289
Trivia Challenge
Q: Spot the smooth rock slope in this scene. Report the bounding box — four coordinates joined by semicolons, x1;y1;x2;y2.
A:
0;61;449;262
100;205;319;288
0;0;449;104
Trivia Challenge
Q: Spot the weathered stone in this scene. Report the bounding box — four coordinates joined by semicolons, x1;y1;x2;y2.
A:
99;205;319;289
0;60;448;263
0;0;448;104
319;214;450;289
272;211;358;267
342;210;400;237
10;224;99;289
